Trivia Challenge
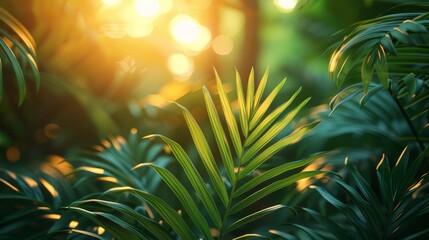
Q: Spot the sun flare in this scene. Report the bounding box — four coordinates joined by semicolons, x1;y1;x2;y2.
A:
170;14;211;52
135;0;160;17
274;0;298;12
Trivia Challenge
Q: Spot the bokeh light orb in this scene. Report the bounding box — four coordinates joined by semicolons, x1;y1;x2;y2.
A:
212;35;234;55
135;0;160;17
167;53;194;80
170;14;211;52
274;0;298;12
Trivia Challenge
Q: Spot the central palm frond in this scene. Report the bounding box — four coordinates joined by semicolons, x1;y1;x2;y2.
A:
61;68;324;239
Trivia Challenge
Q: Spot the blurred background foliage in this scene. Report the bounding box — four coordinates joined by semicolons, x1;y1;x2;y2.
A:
0;0;402;166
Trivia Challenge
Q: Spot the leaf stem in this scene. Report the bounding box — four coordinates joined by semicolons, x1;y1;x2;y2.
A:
388;87;425;152
218;170;240;240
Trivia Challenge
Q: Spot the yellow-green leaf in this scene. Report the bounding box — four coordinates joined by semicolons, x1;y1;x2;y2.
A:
203;86;235;183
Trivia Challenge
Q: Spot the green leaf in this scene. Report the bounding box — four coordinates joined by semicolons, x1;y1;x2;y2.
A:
361;52;375;92
402;228;429;240
359;84;383;107
146;135;222;228
66;206;147;240
236;69;249;137
252;67;270;115
175;103;229;207
380;33;398;55
105;187;197;240
329;83;363;111
214;68;243;157
234;152;325;197
268;229;298;239
202;86;235;183
240;121;318;178
310;185;369;238
65;229;106;240
0;7;36;55
70;199;173;240
287;224;325;240
374;45;389;88
233;234;271;240
134;163;213;240
390;27;412;45
0;39;26;105
403;73;417;97
400;19;428;33
231;171;325;214
244;89;305;152
249;77;286;130
225;204;286;234
245;88;302;146
333;178;384;238
246;67;255;119
303;208;355;240
0;29;40;91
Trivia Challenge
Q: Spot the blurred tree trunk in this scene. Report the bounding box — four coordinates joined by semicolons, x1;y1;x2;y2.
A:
239;0;259;79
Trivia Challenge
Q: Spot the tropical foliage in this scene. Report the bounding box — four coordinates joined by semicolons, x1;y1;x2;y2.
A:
0;0;429;240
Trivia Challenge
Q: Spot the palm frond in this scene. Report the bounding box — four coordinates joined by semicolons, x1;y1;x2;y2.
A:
0;166;75;239
298;147;429;240
329;4;429;91
326;3;429;154
64;68;324;239
0;7;40;105
72;129;171;193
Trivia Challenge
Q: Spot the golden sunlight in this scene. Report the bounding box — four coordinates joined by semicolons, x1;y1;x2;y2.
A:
135;0;160;17
158;0;173;13
78;166;105;175
167;53;194;79
42;214;61;220
102;0;122;7
40;178;59;198
69;221;79;229
97;226;106;235
23;176;38;188
0;179;19;192
274;0;298;12
170;14;211;52
212;35;234;55
126;21;153;38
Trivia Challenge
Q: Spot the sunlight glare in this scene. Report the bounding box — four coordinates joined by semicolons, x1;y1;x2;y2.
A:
191;0;212;9
23;176;38;188
102;0;122;7
101;22;127;38
69;221;79;229
79;166;105;175
126;21;153;38
212;35;234;55
135;0;160;17
97;176;119;183
274;0;298;12
170;15;200;43
98;226;106;235
0;179;19;192
167;53;194;80
43;214;61;220
40;178;59;198
159;0;173;13
170;14;211;52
